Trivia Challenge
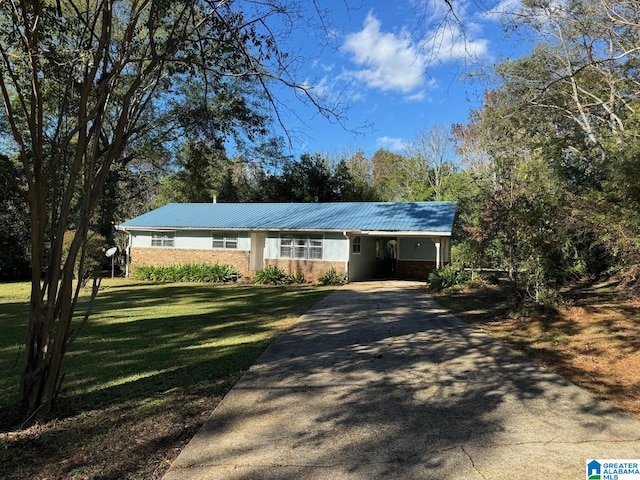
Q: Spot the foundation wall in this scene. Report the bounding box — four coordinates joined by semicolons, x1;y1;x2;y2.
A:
129;247;345;282
396;260;438;281
266;259;345;282
130;247;251;277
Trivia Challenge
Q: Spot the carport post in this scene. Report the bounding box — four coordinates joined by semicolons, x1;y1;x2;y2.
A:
435;240;441;269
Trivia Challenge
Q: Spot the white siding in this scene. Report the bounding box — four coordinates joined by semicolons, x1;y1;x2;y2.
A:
266;232;348;262
175;230;210;249
325;232;349;261
130;231;152;247
129;230;250;250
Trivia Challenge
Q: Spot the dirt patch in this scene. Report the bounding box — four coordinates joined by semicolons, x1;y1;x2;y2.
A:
434;279;640;420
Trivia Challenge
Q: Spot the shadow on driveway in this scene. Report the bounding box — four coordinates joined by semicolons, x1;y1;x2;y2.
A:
163;281;640;480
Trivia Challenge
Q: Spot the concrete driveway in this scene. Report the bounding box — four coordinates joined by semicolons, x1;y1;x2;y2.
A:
163;281;640;479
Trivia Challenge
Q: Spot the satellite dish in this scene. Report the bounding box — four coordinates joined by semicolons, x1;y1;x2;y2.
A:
105;246;118;258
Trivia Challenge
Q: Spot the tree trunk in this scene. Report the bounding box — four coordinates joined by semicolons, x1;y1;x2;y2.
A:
19;199;95;417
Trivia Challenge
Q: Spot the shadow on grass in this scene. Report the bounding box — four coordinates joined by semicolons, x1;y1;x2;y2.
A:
3;279;639;479
1;283;328;412
0;281;333;480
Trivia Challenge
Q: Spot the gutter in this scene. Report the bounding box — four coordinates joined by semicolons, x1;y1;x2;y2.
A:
117;226;452;236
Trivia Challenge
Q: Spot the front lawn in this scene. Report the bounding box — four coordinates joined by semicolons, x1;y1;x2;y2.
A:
0;279;334;479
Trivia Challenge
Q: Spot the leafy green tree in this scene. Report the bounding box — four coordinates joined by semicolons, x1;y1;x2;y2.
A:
332;159;374;201
494;0;640;285
0;0;343;417
322;149;379;201
274;153;337;202
454;90;575;303
0;155;30;280
370;149;410;201
345;150;379;200
155;140;228;204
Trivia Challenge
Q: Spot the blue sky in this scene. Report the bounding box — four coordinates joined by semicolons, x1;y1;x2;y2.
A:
271;0;527;159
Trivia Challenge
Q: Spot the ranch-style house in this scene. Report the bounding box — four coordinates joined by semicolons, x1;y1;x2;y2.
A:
116;201;457;282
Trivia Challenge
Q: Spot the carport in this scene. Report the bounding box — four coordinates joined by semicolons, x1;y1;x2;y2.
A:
346;232;452;282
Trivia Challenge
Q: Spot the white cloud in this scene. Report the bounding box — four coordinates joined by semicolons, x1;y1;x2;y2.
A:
406;90;426;102
303;74;366;107
483;0;522;20
312;59;335;72
340;11;491;97
341;13;428;94
422;23;489;63
377;136;411;152
307;76;333;99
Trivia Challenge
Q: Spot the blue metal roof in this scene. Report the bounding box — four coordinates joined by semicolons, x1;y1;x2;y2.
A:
118;202;457;233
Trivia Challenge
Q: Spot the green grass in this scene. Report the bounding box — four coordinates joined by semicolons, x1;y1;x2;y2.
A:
0;278;334;479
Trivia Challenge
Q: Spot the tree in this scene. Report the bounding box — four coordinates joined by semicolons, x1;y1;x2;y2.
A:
319;148;379;201
272;153;337;202
501;0;640;148
342;149;379;200
405;124;458;200
155;140;228;204
0;0;342;417
494;0;640;286
0;155;30;280
370;149;409;201
453;89;574;303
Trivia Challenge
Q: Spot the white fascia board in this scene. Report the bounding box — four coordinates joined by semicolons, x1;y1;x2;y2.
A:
118;227;349;233
360;230;452;237
117;226;178;233
117;226;451;236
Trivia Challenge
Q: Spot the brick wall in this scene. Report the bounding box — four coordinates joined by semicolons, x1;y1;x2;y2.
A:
396;260;437;281
129;247;345;282
267;259;345;282
130;247;251;277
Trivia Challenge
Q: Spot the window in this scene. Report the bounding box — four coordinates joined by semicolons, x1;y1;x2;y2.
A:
352;236;361;254
212;232;238;249
280;235;323;259
151;232;174;247
280;235;293;258
309;238;323;259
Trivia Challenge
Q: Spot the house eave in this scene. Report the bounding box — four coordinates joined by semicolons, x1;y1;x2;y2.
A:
359;230;452;237
117;225;452;236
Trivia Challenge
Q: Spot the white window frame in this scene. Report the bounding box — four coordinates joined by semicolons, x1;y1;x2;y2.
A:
308;237;323;259
352;236;362;254
280;235;293;258
212;232;238;249
280;234;323;260
151;232;174;247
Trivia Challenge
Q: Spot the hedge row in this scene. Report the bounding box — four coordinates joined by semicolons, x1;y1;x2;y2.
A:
131;263;240;283
132;263;348;285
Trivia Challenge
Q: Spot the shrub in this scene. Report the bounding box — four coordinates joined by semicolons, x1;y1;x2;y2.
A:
318;267;347;285
209;263;241;283
131;263;239;283
292;270;306;284
253;265;291;285
428;265;470;291
131;265;153;281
